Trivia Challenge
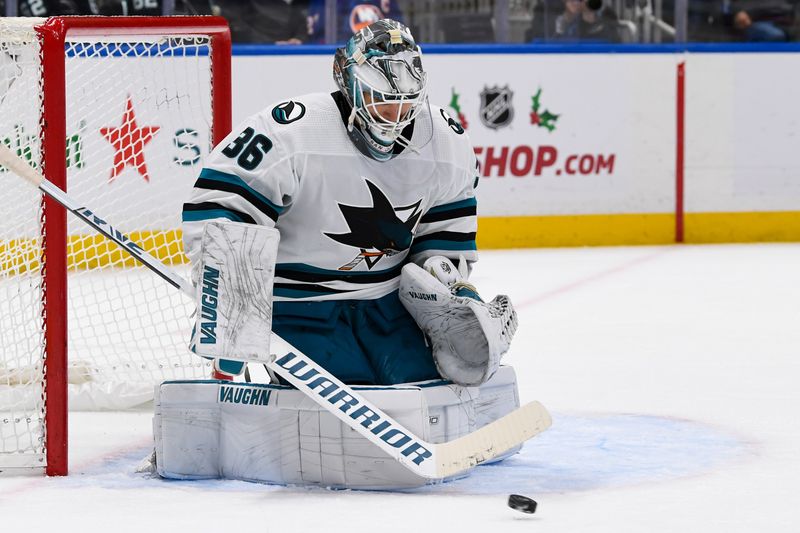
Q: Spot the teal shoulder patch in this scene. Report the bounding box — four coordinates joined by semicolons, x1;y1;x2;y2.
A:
272;100;306;125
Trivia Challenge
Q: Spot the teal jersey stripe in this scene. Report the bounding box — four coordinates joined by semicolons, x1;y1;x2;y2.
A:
424;197;477;215
410;239;477;254
182;209;247;223
198;168;284;215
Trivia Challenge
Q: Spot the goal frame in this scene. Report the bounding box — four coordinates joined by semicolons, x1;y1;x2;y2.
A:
31;16;231;476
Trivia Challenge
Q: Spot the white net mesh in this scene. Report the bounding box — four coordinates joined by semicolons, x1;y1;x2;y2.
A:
1;18;217;469
0;17;47;469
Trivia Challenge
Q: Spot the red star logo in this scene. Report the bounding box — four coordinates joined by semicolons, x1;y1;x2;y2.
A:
100;96;160;183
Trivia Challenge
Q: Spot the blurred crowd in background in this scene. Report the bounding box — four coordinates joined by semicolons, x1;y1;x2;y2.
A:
2;0;800;44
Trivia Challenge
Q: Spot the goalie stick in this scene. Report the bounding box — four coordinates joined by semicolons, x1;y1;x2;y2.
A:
0;143;552;479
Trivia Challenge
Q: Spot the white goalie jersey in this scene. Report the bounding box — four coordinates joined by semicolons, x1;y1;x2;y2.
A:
182;91;480;301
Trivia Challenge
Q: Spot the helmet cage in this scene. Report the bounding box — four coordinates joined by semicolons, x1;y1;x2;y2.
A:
334;20;428;147
350;64;427;140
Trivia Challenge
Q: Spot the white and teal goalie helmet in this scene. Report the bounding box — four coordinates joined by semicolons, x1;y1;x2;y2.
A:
333;19;430;161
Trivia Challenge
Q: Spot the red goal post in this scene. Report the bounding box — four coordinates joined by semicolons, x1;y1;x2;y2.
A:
0;16;231;476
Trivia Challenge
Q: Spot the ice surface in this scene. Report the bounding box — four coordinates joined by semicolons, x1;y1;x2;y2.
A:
1;243;798;532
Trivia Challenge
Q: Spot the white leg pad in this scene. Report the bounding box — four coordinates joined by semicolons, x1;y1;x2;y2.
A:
154;366;521;489
191;220;279;363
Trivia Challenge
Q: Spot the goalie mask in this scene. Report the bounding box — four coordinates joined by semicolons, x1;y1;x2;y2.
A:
333;19;430;162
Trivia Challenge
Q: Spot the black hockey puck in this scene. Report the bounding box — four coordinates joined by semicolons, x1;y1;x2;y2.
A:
508;494;537;514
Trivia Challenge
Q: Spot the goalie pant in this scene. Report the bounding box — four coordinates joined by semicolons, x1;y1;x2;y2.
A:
153;366;521;490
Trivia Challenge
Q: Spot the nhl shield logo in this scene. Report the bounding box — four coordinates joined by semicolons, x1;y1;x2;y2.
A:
479;85;514;129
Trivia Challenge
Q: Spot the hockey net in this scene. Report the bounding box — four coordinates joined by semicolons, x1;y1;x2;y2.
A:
0;16;231;474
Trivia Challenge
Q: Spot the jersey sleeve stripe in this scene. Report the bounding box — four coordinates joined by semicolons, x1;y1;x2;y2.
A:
194;168;283;222
421;197;477;217
419;204;476;224
182;202;257;225
410;239;477;254
413;231;476;244
411;232;477;253
416;216;474;235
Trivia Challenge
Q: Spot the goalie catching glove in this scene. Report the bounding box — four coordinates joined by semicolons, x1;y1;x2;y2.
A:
399;256;518;386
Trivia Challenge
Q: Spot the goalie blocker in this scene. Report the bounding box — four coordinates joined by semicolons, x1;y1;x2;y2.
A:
190;220;279;365
153;366;522;489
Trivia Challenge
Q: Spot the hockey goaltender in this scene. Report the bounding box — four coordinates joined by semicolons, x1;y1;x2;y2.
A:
146;19;550;490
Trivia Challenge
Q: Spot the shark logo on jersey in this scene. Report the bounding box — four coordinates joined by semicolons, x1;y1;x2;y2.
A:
272;100;306;125
326;179;423;271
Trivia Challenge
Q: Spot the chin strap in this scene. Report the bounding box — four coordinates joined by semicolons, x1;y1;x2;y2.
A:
347;105;357;132
392;131;421;155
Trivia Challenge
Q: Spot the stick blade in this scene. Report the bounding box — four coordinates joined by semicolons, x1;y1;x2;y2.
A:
435;400;552;478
